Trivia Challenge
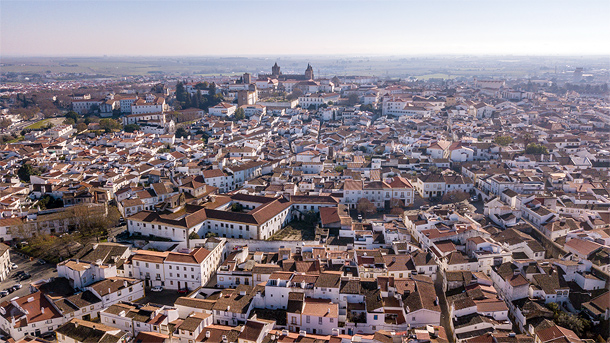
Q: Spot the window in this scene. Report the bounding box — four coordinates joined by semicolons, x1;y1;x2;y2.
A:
306;316;310;323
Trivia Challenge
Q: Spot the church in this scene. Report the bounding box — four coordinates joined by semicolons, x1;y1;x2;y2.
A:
258;62;314;81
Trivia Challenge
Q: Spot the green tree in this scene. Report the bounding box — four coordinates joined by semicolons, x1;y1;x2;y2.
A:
76;122;88;132
18;163;38;182
494;135;513;146
525;143;548;154
334;165;345;172
175;127;189;138
175;82;186;103
348;93;360;105
99;118;121;133
233;108;245;121
124;124;140;133
189;232;201;239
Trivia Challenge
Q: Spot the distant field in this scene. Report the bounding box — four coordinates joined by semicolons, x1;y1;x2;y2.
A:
2;55;609;79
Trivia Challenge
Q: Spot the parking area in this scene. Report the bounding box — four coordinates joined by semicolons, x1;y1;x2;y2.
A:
0;250;57;301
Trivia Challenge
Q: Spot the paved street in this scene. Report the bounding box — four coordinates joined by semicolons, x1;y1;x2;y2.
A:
135;288;184;306
0;250;56;301
435;269;455;343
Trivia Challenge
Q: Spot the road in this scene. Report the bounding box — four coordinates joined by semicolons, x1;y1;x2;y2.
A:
135;288;183;306
435;269;455;343
0;250;57;302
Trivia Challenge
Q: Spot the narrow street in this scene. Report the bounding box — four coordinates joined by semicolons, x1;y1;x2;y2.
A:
435;269;455;343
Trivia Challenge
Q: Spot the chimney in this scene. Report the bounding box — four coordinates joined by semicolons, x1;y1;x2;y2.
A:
41;307;45;314
206;331;210;338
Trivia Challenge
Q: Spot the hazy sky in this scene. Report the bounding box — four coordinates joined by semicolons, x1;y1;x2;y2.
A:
2;0;609;56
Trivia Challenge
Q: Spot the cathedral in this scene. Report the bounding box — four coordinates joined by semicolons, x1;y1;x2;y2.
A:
259;62;314;81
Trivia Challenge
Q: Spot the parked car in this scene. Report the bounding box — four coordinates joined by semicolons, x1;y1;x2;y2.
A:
13;271;25;279
12;284;22;290
40;332;55;340
470;195;479;202
10;263;18;269
19;273;31;281
177;288;189;294
5;288;14;294
0;290;8;297
151;286;163;292
36;260;46;265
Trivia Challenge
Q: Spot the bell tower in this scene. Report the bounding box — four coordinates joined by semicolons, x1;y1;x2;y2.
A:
305;63;314;80
272;62;281;77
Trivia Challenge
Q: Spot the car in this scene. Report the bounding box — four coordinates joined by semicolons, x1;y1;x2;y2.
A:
10;263;17;269
12;284;22;290
13;271;25;278
0;290;8;297
177;288;189;294
150;286;163;292
40;332;55;340
19;273;31;281
470;195;478;202
5;288;14;294
357;214;362;221
36;260;46;265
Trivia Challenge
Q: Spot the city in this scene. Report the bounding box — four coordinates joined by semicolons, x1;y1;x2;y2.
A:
0;1;609;343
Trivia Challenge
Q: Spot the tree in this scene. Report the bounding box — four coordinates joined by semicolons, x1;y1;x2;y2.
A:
286;88;304;100
525;143;548;155
18;163;39;182
356;198;376;217
389;198;405;215
0;118;11;129
65;111;79;123
233;107;245;121
334;165;345;172
175;82;186;103
360;104;375;112
124;124;140;133
99;118;121;133
494;135;513;146
189;232;201;239
348;93;360;106
441;191;469;204
76;122;88;132
175;127;189;138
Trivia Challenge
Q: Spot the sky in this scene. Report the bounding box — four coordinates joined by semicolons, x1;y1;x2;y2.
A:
1;0;609;57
